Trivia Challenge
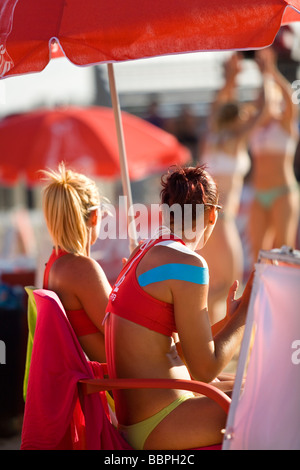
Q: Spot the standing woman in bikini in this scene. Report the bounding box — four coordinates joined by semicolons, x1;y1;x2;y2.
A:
200;53;263;323
41;162;111;363
105;165;253;450
248;47;299;261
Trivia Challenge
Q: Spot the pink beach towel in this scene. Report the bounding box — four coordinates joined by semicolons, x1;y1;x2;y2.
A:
21;289;132;450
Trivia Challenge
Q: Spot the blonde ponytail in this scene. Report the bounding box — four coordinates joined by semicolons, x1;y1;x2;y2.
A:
41;162;100;255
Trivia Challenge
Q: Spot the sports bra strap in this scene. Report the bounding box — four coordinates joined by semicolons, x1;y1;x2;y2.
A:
43;248;68;289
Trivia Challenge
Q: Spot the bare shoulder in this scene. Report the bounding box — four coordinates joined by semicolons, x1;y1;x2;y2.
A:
151;243;208;268
75;255;108;282
56;253;108;287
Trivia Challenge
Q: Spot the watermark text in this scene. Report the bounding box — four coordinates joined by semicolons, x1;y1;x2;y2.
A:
292;80;300;105
99;198;206;244
291;339;300;365
0;340;6;365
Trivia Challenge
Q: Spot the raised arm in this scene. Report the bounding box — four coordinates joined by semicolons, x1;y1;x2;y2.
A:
208;53;241;130
255;47;298;133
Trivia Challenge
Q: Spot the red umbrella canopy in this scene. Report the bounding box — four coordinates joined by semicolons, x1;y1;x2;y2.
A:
1;0;300;79
0;106;190;185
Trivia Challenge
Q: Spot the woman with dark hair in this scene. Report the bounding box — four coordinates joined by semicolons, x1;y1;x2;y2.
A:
104;165;253;450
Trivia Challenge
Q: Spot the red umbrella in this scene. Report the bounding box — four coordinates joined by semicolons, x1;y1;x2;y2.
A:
1;0;300;78
0;106;190;184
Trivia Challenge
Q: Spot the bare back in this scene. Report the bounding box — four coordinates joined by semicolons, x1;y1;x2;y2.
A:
46;251;111;362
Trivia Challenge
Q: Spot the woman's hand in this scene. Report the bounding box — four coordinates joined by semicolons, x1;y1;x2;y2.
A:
226;279;241;317
255;47;277;75
226;270;254;319
224;53;242;81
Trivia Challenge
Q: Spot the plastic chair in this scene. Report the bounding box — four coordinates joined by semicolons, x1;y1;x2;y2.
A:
21;288;231;450
21;288;131;450
79;377;230;450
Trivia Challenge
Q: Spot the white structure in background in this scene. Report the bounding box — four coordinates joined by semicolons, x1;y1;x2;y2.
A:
0;57;95;117
0;51;262;119
114;51;262;116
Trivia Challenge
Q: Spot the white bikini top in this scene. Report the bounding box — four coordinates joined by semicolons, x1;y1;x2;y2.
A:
155;239;208;267
250;121;297;157
203;149;251;177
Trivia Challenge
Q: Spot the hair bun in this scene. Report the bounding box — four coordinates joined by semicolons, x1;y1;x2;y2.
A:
161;165;218;208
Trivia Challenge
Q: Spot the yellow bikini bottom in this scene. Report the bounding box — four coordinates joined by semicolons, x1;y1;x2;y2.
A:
118;392;194;450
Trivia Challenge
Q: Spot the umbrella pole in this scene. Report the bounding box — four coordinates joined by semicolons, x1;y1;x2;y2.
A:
107;63;138;253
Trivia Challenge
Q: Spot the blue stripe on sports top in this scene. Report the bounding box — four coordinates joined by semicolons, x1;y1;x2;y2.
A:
138;263;209;287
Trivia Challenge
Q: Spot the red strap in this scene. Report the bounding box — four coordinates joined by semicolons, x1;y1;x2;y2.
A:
43;249;68;289
113;235;186;289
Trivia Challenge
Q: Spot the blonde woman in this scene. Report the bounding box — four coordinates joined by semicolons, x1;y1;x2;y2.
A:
42;162;111;363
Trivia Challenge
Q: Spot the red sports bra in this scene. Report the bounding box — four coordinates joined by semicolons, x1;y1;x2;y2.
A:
105;235;185;336
43;248;99;337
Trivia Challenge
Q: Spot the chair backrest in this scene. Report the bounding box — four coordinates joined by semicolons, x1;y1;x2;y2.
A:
23;286;38;402
21;288;132;450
